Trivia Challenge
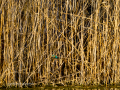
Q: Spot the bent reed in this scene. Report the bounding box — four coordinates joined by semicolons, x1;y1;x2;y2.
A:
0;0;120;88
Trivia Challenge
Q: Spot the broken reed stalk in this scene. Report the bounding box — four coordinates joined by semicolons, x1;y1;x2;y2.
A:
0;0;120;87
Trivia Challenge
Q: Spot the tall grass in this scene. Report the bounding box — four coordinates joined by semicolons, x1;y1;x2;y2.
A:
0;0;120;87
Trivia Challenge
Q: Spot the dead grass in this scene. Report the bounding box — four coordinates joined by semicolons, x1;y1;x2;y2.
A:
0;0;120;87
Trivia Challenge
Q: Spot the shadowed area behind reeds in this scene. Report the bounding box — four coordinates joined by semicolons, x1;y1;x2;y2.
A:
0;0;120;87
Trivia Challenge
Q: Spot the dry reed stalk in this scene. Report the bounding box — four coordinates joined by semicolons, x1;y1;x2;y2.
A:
0;24;1;75
74;13;77;84
47;0;50;84
80;0;85;85
89;0;93;84
71;10;74;85
114;0;119;84
93;0;100;84
0;1;4;75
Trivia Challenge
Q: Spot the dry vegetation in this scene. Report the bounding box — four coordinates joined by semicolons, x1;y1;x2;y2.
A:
0;0;120;87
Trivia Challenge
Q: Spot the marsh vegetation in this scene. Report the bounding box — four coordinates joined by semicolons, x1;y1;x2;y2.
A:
0;0;120;88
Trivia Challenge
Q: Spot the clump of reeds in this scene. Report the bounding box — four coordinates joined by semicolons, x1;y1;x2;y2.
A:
0;0;120;87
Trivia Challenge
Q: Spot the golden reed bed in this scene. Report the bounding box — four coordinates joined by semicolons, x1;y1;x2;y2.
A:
0;0;120;87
